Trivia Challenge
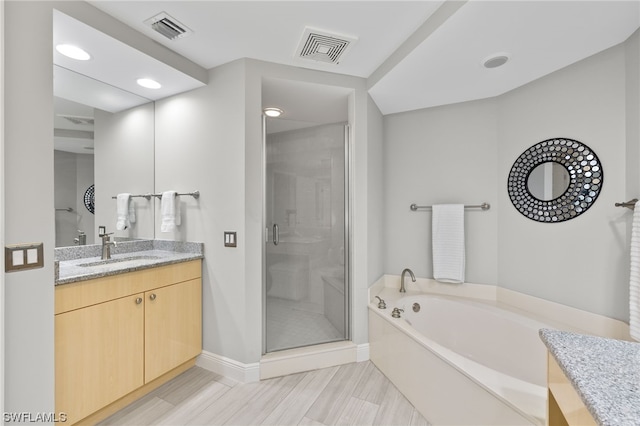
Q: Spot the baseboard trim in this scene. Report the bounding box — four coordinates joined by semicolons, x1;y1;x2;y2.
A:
198;342;369;383
260;341;357;380
356;343;370;362
196;350;260;383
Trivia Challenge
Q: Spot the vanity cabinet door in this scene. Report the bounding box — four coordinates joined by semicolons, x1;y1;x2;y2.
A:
144;278;202;383
55;293;145;425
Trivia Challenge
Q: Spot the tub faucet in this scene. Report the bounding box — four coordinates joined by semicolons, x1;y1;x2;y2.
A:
99;232;116;260
400;268;416;293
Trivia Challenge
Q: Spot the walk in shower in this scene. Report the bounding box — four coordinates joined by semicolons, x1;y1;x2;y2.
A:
263;117;349;353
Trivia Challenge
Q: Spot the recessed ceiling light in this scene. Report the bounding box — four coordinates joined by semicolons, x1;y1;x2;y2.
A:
56;44;91;61
483;53;510;69
137;78;162;89
263;107;283;118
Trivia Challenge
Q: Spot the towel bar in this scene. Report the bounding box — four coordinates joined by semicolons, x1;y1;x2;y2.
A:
153;190;200;199
410;202;490;211
615;199;638;210
110;194;153;200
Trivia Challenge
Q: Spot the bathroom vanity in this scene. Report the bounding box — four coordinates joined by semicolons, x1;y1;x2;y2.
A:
540;329;640;426
54;241;203;425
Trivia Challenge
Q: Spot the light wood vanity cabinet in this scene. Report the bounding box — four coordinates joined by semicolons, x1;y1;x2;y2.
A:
55;260;202;425
144;278;202;382
547;353;596;426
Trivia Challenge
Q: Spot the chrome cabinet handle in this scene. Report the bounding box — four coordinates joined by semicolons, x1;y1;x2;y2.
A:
135;297;143;305
149;293;157;301
273;224;279;246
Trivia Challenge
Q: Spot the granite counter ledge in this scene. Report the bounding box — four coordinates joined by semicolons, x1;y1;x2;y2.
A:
56;250;203;285
540;328;640;425
55;240;204;285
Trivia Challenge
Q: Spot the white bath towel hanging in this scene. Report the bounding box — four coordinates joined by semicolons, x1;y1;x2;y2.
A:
432;204;465;284
115;193;135;230
160;191;181;233
630;200;640;341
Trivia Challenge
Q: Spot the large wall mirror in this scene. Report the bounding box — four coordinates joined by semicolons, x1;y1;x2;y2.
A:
507;137;603;223
53;67;155;247
53;10;155;247
53;8;205;247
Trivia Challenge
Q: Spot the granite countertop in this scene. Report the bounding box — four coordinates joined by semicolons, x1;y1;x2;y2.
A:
55;240;203;285
539;329;640;425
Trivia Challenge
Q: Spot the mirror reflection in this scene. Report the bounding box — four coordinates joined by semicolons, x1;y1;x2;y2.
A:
53;20;155;247
54;96;97;246
527;162;570;201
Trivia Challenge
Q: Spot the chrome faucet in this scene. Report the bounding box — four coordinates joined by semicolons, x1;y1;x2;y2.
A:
400;268;416;293
74;230;86;246
99;232;116;260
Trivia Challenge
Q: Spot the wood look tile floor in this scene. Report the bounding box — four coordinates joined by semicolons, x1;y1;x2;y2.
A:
98;361;431;426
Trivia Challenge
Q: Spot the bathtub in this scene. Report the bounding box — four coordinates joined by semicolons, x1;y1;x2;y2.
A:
369;293;550;425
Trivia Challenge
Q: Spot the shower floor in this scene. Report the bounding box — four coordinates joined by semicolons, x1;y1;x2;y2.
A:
266;296;344;352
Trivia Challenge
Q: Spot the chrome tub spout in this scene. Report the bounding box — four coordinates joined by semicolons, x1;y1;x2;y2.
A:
400;268;416;293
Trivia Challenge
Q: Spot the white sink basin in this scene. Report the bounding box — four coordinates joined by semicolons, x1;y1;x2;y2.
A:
78;255;160;267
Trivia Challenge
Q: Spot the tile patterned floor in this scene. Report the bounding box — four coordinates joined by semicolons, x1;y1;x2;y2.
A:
265;296;344;352
98;361;431;426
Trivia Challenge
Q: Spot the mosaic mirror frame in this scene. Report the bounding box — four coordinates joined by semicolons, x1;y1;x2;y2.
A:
83;184;95;214
507;138;603;223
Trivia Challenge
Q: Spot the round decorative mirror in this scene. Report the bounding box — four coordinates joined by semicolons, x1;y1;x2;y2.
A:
507;138;603;223
83;184;95;214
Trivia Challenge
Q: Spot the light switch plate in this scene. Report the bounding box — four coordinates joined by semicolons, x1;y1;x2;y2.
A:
224;231;237;248
5;242;44;272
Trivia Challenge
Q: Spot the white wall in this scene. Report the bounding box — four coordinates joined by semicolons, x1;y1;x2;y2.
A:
1;0;6;416
95;103;155;241
55;151;78;246
383;37;637;321
4;0;56;416
626;30;640;203
155;59;253;362
76;153;95;243
54;151;94;246
498;42;628;320
383;99;499;284
367;96;385;287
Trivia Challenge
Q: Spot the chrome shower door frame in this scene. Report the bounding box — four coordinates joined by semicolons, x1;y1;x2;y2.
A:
261;116;351;355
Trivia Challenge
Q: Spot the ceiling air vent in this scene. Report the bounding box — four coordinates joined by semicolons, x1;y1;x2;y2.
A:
58;115;94;126
295;27;357;65
144;12;193;41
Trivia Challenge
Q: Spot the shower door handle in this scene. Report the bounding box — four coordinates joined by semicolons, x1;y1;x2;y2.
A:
273;224;279;246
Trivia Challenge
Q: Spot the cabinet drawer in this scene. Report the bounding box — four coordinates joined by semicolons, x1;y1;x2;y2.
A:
55;260;201;314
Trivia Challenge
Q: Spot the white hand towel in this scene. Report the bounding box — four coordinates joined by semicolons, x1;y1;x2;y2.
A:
116;193;133;230
160;191;181;232
432;204;465;284
630;200;640;341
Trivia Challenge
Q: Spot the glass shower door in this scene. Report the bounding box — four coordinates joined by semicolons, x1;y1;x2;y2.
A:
264;121;348;353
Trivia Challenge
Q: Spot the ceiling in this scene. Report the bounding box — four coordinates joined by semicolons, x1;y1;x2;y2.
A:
54;0;639;145
85;0;639;116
